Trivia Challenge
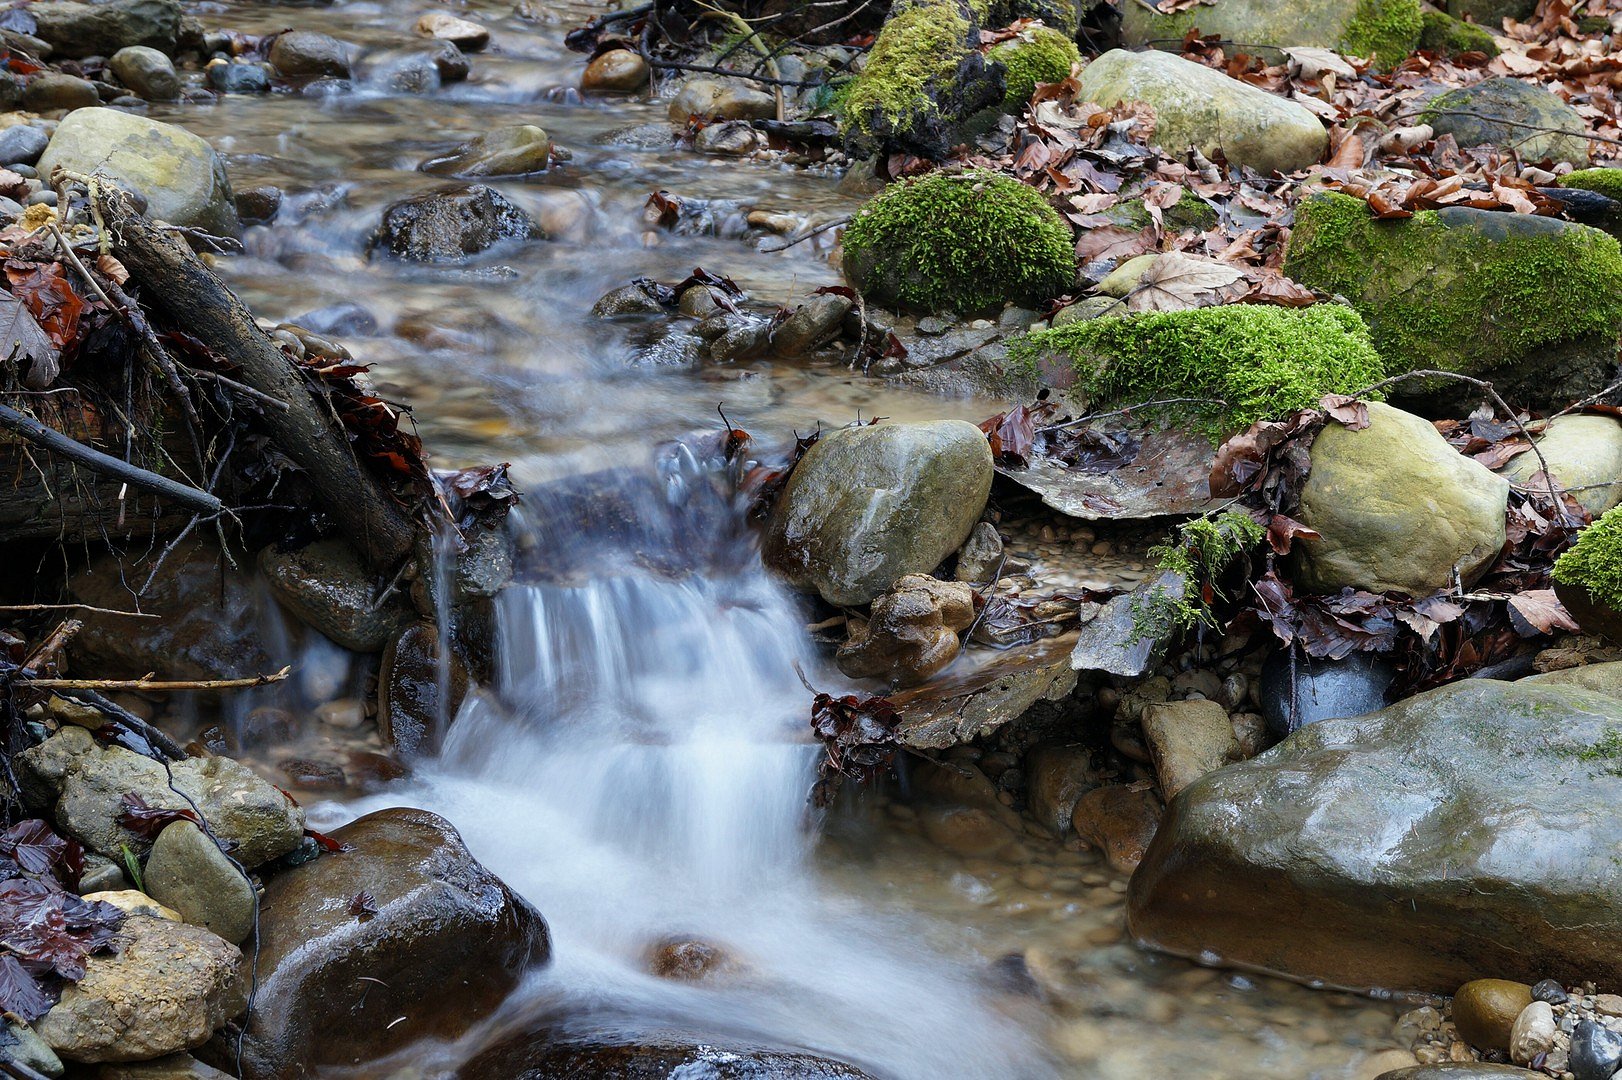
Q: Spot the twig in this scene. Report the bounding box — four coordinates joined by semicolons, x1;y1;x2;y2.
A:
0;603;158;618
1037;397;1230;433
759;215;850;252
57;689;186;760
1552;375;1622;419
21;619;81;677
1400;109;1622;150
0;401;223;515
26;665;292;692
180;368;292;412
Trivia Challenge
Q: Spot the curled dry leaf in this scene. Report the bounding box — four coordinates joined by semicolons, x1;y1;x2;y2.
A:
1125;252;1247;312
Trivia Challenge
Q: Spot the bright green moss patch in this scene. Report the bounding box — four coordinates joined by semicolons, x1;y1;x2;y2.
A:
988;25;1079;112
1011;302;1385;437
1562;168;1622;203
1131;511;1267;642
1417;10;1499;57
1555;505;1622;611
842;168;1076;312
1341;0;1424;66
841;0;969;145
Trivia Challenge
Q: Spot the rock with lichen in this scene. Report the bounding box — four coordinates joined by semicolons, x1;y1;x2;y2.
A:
1417;9;1499;57
1284;192;1622;411
841;168;1075;313
1120;0;1422;69
1421;77;1589;167
987;24;1078;113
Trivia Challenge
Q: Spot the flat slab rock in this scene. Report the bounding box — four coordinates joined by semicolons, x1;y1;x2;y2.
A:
891;632;1077;749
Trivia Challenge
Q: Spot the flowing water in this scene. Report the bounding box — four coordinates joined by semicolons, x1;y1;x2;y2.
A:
158;0;1420;1073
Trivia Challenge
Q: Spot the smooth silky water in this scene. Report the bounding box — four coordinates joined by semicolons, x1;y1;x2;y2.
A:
170;0;1417;1072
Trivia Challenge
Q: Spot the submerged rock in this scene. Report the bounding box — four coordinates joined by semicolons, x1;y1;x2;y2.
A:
226;808;548;1079
259;538;413;652
419;125;551;177
1423;77;1589;166
1071;784;1161;874
267;30;353;78
763;420;993;606
454;1032;877;1078
1023;743;1096;836
37;108;238;237
378;621;468;760
1293;403;1509;595
582;48;648;93
1078;49;1328;174
373;184;539;262
1128;665;1622;993
29;0;180;58
1120;0;1422;67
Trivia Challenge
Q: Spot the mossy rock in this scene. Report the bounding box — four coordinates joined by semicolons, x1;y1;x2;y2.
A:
987;24;1079;112
842;168;1076;313
1562;168;1622;204
1010;303;1386;437
976;0;1091;36
1417;10;1499;57
1103;187;1218;234
1421;77;1589;167
1555;506;1622;638
840;0;1002;158
1447;0;1536;28
1119;0;1422;70
1283;192;1622;411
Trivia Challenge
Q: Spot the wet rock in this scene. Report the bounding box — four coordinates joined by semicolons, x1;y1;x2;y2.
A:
1071;784;1161;874
205;60;270;94
84;890;180;921
837;573;975;687
667;77;776;124
693;120;761;156
454;1032;875;1079
374;41;469;90
763;420;994;606
30;0;180;59
922;805;1018;856
101;1055;233;1080
1023;743;1095;836
379;622;468;761
647;936;732;981
1121;0;1421;68
1141;699;1238;800
1129;666;1622;993
582;48;648;93
374;184;538;262
1532;978;1569;1005
1424;77;1589;167
592;282;666;316
144;821;256;945
79;853;124;893
35;916;243;1064
1078;49;1328;173
1499;413;1622;516
2;1021;62;1078
267;30;352;78
1454;979;1533;1053
292;300;373;337
37;108;238;236
0;123;49;166
419;125;551;177
19;726;304;867
1070;571;1184;678
771;293;852;356
1293;403;1509;595
1259;650;1396;737
1509;1001;1556;1065
1570;1019;1622;1080
415;11;489;51
226;808;548;1080
1375;1067;1544;1079
952;522;1003;584
108;45;180;100
259;538;414;652
234;185;281;225
22;73;99;111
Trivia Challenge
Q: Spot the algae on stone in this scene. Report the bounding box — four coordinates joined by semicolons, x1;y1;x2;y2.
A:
988;25;1079;112
841;168;1076;312
1119;0;1421;69
1011;302;1385;436
1418;9;1499;57
1561;168;1622;203
1555;505;1622;611
1283;192;1622;410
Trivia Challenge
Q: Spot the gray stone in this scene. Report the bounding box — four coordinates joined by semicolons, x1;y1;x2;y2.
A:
35;916;243;1064
1499;413;1622;516
454;1033;874;1078
1129;665;1622;994
771;293;852;356
1120;0;1422;67
109;45;180;100
1078;49;1328;174
1141;699;1238;800
373;184;538;262
1375;1068;1547;1079
30;0;181;59
79;852;125;893
762;420;994;606
144;822;256;944
591;282;664;317
1070;571;1184;678
1293;403;1509;595
1570;1019;1622;1080
1424;77;1589;167
2;1021;62;1077
258;539;413;652
953;521;1003;583
21;73;99;112
205;61;270;94
419;125;550;177
267;30;352;78
1509;1001;1556;1066
0;124;49;166
667;78;776;124
1259;650;1396;737
36;108;238;236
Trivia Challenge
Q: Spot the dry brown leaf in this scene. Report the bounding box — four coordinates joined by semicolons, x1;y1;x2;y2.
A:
1125;252;1247;312
95;254;129;285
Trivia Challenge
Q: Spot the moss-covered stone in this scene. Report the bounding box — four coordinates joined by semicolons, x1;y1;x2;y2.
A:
1562;167;1622;204
1421;77;1590;167
1283;192;1622;410
988;25;1078;112
1418;9;1499;57
842;168;1076;313
1103;187;1218;234
1011;303;1385;436
1119;0;1421;70
1555;505;1622;611
1448;0;1536;28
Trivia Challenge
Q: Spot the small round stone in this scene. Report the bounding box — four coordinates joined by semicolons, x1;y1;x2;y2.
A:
1452;979;1534;1053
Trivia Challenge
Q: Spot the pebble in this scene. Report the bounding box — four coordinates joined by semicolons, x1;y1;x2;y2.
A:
1595;993;1622;1016
1452;979;1533;1053
1534;978;1572;1005
0;124;49;167
1511;1000;1557;1065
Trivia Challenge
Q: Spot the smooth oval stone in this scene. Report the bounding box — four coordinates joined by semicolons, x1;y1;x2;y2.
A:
1260;650;1396;737
1454;980;1534;1052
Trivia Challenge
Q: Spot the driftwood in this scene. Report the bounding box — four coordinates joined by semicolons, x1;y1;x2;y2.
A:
93;184;419;573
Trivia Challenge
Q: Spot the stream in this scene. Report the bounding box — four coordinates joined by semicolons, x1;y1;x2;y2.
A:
158;0;1417;1074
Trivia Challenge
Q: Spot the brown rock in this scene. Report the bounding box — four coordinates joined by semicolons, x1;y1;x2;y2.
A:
648;937;733;981
378;622;469;760
414;11;488;50
1070;785;1161;874
1451;979;1532;1053
582;48;647;93
1141;699;1239;800
101;1054;233;1079
921;806;1017;857
1023;743;1095;836
836;574;974;687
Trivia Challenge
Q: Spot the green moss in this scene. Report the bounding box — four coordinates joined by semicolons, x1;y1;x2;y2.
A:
1105;187;1218;234
842;168;1076;312
1555;505;1622;611
988;25;1079;112
1283;192;1622;402
1341;0;1423;65
841;0;969;145
1011;303;1386;437
1562;168;1622;203
1417;10;1499;57
1130;511;1266;641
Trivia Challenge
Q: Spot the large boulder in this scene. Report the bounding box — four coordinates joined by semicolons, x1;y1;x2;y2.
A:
1120;0;1422;68
1285;194;1622;411
373;184;538;262
226;808;548;1079
29;0;180;58
1499;413;1622;516
762;420;993;606
1293;403;1509;595
1128;665;1622;994
1422;77;1589;167
35;916;243;1063
1077;49;1328;174
36;109;238;237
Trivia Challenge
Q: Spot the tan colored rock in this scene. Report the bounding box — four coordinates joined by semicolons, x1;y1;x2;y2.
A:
1509;1000;1555;1065
82;890;180;921
667;77;775;124
1023;744;1095;836
1500;413;1622;516
414;11;488;50
100;1053;233;1079
1071;784;1161;874
1141;699;1239;800
582;48;648;93
836;574;974;687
